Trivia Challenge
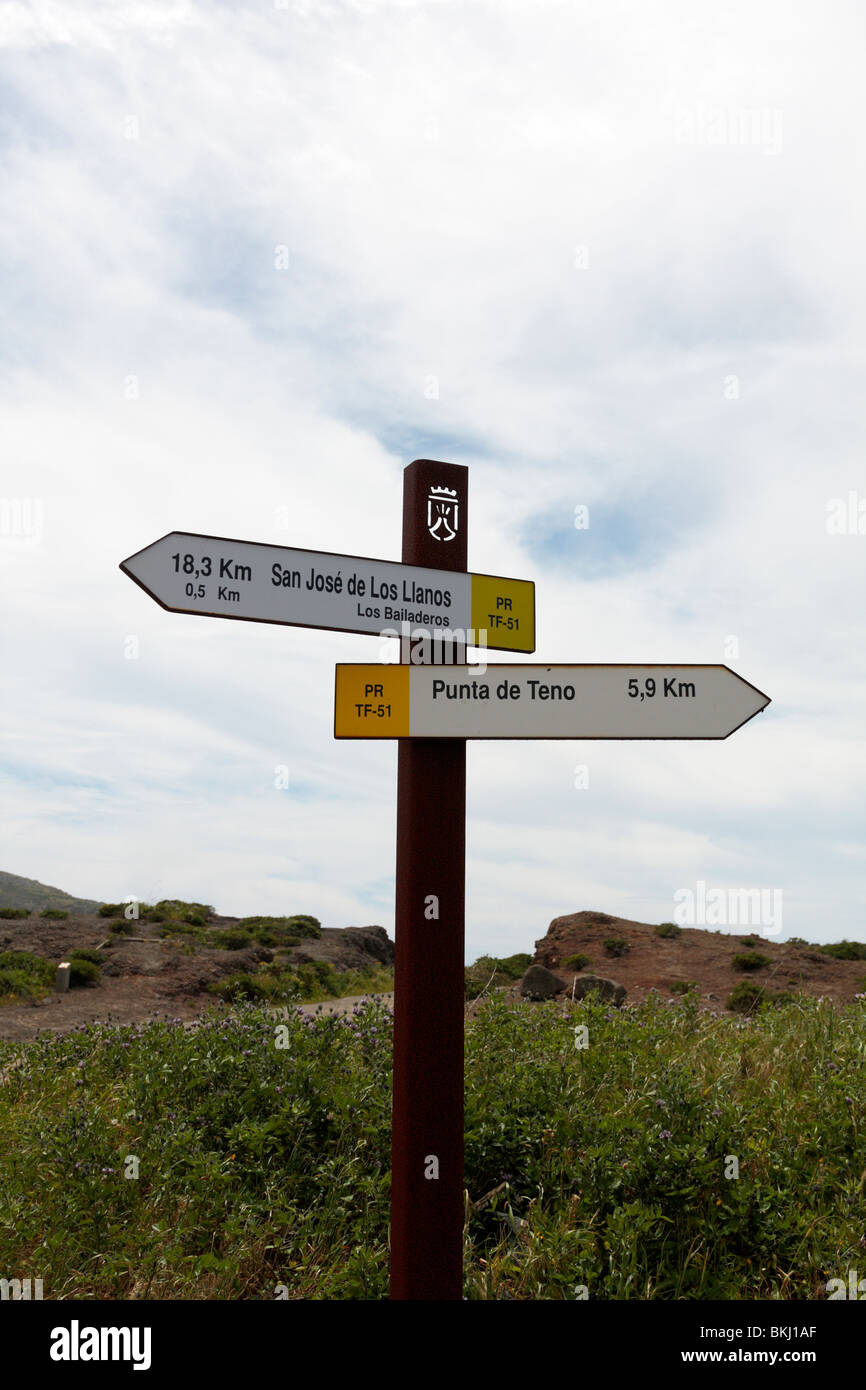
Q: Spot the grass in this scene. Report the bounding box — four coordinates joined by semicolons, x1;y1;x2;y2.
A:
0;992;864;1299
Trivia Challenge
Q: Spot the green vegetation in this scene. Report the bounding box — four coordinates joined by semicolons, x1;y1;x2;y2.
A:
209;960;393;1005
108;919;134;936
464;953;532;999
563;953;591;971
68;949;104;967
670;980;698;995
732;951;772;972
68;959;100;988
739;938;757;949
0;951;55;1002
603;938;629;958
726;980;767;1014
40;909;69;920
654;922;681;939
819;940;866;962
211;916;322;951
0;908;30;920
0;992;864;1299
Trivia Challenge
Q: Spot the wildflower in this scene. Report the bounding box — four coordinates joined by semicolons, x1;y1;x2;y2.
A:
659;1129;672;1141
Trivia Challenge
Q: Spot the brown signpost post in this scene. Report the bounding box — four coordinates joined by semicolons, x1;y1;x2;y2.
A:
390;459;469;1301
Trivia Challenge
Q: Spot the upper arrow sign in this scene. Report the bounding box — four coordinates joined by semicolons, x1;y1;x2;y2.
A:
120;531;535;652
334;664;771;739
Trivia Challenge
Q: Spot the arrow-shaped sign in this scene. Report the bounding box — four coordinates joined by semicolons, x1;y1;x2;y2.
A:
335;664;771;739
120;531;535;652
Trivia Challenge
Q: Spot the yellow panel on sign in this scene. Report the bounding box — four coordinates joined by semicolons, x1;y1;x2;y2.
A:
470;574;535;652
334;665;410;738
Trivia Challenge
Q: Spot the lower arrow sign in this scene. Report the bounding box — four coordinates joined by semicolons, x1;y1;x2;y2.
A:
334;664;771;739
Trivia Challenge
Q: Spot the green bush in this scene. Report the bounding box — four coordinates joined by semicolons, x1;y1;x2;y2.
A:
68;959;100;988
219;928;255;950
0;908;30;920
654;922;681;939
739;938;757;949
0;950;55;1000
208;972;281;1003
98;904;123;917
236;915;321;944
464;954;531;998
39;909;69;920
563;953;591;970
820;940;866;961
496;953;533;979
731;951;771;972
603;938;630;958
108;919;134;936
727;980;767;1014
69;948;104;966
670;980;698;995
153;899;215;922
787;937;809;946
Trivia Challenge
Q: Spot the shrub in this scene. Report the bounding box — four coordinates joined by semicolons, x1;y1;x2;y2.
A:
40;909;69;920
732;952;771;972
69;948;104;966
0;950;55;1000
108;919;134;936
464;954;531;998
563;953;591;970
654;922;681;939
739;938;757;949
98;904;123;917
820;941;866;962
670;980;698;995
235;915;321;944
153;899;215;922
727;980;767;1014
497;953;533;979
208;972;280;1003
465;964;510;1000
68;959;100;988
787;937;809;946
0;908;30;920
219;928;255;950
603;938;629;958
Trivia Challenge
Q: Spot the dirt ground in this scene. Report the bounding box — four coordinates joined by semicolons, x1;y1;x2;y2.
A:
0;914;392;1042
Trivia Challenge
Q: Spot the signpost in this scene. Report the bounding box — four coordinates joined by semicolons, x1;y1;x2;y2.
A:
335;664;771;740
120;458;771;1304
119;531;534;652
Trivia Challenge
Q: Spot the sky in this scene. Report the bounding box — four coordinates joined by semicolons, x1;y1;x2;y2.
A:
1;0;864;957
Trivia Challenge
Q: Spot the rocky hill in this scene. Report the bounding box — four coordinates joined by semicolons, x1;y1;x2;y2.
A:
0;870;100;915
527;909;866;1011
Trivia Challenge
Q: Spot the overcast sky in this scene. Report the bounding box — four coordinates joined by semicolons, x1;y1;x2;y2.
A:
2;0;864;955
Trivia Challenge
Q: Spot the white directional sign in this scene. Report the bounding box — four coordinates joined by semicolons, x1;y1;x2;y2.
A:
335;664;771;739
120;531;535;653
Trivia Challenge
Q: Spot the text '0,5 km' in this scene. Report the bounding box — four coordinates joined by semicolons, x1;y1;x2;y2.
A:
119;532;535;652
334;665;771;739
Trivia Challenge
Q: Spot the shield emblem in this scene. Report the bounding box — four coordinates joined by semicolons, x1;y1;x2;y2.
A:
427;486;459;542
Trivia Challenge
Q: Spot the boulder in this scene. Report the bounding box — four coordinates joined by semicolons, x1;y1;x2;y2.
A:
520;964;567;1000
568;974;626;1007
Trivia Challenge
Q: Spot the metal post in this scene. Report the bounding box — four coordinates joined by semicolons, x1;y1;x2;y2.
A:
390;458;467;1300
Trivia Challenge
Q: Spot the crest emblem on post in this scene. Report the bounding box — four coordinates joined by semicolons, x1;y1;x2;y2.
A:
427;486;459;542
